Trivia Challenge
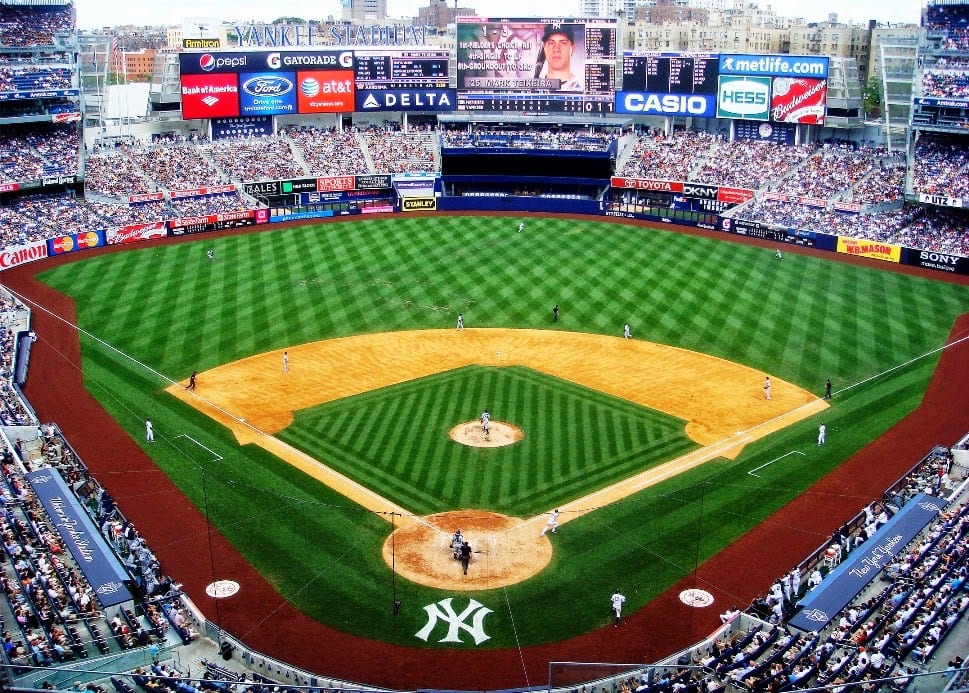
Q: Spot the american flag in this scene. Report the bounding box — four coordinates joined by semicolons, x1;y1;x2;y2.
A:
110;35;122;74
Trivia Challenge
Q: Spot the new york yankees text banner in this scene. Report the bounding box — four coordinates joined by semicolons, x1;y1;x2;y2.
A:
788;493;943;632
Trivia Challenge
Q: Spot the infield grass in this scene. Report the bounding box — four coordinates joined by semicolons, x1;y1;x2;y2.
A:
36;215;969;647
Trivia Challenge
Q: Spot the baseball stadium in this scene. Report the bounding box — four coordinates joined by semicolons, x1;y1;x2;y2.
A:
0;2;968;692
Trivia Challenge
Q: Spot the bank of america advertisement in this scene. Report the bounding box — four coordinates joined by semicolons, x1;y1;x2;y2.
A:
455;17;616;95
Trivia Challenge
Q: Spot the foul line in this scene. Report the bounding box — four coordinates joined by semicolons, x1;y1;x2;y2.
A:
747;450;805;478
173;434;223;462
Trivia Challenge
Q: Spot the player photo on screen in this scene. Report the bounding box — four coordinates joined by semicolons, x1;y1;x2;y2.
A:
457;20;585;92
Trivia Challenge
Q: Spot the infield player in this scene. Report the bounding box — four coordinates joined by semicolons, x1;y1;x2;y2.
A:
186;370;197;391
145;418;154;442
481;409;491;435
283;351;289;374
623;323;631;339
611;588;626;626
456;313;464;330
764;376;771;400
818;422;826;446
540;508;560;536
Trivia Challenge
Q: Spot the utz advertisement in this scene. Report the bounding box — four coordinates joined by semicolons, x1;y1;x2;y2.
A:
456;17;616;94
771;77;826;124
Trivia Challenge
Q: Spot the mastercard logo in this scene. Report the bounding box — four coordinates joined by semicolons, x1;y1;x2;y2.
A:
53;237;75;254
77;232;100;249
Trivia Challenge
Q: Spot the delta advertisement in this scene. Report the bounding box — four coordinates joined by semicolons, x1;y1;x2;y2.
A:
178;51;355;118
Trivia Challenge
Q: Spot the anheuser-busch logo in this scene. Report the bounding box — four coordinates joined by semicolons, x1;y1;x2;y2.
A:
0;244;47;268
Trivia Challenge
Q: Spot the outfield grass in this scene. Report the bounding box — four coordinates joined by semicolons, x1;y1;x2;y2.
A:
36;215;969;647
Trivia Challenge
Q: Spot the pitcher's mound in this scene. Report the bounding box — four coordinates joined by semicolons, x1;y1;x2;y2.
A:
383;510;552;590
449;421;523;448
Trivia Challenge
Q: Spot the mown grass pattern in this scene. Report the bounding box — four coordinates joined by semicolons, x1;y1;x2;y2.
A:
279;365;696;516
37;216;969;647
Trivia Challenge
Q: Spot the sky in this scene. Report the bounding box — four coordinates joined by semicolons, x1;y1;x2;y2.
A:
74;0;921;30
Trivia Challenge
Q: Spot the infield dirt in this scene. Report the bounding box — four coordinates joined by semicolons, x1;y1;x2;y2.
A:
166;328;826;589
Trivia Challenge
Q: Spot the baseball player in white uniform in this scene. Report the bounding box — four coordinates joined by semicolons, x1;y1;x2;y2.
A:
540;508;560;536
611;589;626;625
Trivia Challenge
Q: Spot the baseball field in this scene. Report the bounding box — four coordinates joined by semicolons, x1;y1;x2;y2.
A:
7;213;969;690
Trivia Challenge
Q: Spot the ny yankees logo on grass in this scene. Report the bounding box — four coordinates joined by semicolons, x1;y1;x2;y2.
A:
415;598;493;645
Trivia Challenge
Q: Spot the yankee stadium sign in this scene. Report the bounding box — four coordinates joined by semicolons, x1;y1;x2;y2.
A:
234;22;429;47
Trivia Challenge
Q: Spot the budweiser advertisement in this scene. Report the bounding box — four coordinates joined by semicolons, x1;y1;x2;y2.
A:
0;240;48;271
106;222;168;245
770;77;826;124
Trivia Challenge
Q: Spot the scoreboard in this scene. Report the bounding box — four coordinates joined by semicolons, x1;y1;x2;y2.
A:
353;49;450;89
621;53;718;95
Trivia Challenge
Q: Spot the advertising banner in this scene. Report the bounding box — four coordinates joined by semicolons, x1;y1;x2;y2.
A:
294;70;354;113
682;182;719;200
610;177;683;192
0;240;48;271
42;174;75;187
402;197;437;211
837;236;902;263
354;174;392;189
616;92;716;117
717;75;771;120
48;231;104;256
239;72;298;115
917;193;963;208
914;96;969;108
180;73;239;119
833;202;861;213
178;50;353;75
355;88;455;111
105;222;168;245
128;192;166;205
211;115;274;139
789;494;942;632
0;182;20;193
903;248;969;275
770;77;826;124
0;88;79;102
170;184;236;199
719;54;829;79
717;187;754;204
27;468;133;607
317;176;356;192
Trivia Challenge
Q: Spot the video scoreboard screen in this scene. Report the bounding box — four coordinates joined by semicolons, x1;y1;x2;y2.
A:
353;49;450;89
456;17;617;113
622;52;718;95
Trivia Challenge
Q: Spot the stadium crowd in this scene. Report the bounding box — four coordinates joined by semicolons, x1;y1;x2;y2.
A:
0;4;74;47
440;125;617;152
911;135;969;201
284;126;371;176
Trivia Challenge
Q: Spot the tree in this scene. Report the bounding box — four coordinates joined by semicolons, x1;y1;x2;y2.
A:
863;75;883;119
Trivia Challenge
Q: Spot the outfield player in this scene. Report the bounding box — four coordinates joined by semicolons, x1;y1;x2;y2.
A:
540;508;560;536
145;418;154;442
611;588;626;626
518;221;525;233
818;422;826;446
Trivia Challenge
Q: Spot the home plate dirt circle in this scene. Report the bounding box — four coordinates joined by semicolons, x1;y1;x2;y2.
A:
383;510;552;590
449;420;523;448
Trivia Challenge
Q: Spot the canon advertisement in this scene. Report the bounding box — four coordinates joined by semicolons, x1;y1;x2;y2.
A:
178;51;355;118
455;17;616;113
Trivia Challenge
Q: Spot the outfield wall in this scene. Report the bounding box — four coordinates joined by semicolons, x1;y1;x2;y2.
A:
1;199;967;277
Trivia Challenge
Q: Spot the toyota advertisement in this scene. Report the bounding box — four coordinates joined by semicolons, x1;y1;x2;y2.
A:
179;50;355;118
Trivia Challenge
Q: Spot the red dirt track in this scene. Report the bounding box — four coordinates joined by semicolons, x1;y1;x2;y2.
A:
3;219;969;690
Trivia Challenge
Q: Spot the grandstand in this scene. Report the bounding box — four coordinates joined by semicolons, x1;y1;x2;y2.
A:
0;0;968;690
